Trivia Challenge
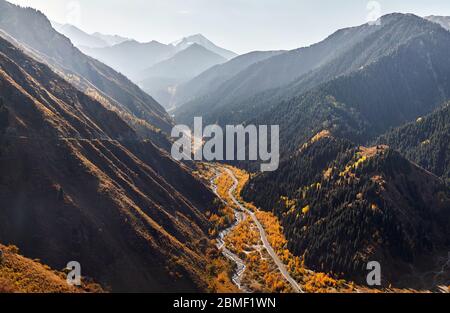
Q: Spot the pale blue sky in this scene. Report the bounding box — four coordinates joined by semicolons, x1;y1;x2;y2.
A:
8;0;450;54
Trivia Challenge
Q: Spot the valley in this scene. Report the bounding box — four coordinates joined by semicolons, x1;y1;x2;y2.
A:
0;0;449;295
204;163;357;293
203;163;450;293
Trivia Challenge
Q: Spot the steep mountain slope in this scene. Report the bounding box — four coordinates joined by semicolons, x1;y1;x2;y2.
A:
0;244;102;293
0;34;217;292
173;50;285;108
0;0;172;136
241;14;450;163
175;14;450;127
80;33;236;83
80;40;175;79
243;134;450;288
242;131;353;209
137;44;227;108
377;103;450;183
138;44;226;81
171;34;237;60
51;22;109;48
426;15;450;31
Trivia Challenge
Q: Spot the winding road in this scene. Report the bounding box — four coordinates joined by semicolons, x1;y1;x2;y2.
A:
217;167;304;293
210;170;250;292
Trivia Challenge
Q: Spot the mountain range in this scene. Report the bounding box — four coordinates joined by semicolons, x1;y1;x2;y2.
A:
51;22;130;49
136;43;227;109
175;14;450;131
65;29;237;108
0;0;449;292
170;34;237;60
80;40;174;78
171;50;286;108
426;15;450;31
0;1;172;140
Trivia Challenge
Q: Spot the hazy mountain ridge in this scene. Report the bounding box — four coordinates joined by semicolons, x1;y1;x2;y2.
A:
51;22;110;48
174;14;448;127
52;21;130;48
92;32;130;46
137;44;226;81
171;34;238;60
0;0;173;138
174;15;386;124
80;40;175;79
426;15;450;31
137;44;227;107
78;32;235;108
80;34;236;81
173;50;286;108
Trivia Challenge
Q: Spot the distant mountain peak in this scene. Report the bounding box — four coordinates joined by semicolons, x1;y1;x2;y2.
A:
182;42;212;52
189;33;207;39
171;33;237;60
145;39;167;47
171;33;208;46
137;42;226;81
51;22;109;48
91;31;130;46
51;22;130;48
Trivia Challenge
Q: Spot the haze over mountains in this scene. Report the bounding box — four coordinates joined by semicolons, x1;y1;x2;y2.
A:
0;0;449;292
0;1;173;138
172;50;286;108
51;22;130;49
170;34;237;60
175;14;450;131
136;43;227;108
54;24;238;108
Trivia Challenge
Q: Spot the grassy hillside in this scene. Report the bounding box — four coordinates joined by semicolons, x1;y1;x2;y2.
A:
0;244;102;293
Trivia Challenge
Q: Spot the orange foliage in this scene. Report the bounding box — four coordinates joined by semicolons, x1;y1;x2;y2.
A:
303;272;348;293
208;206;234;237
205;252;239;293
